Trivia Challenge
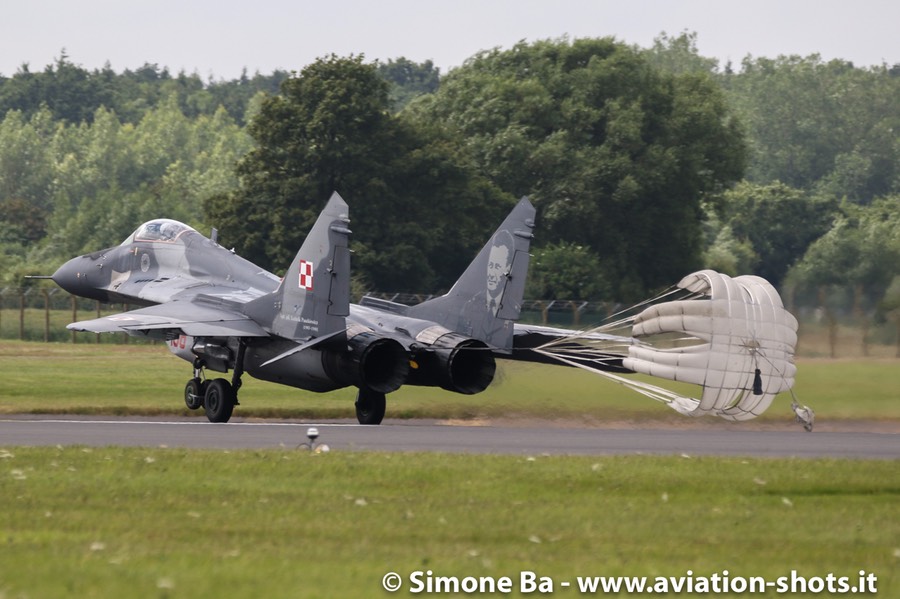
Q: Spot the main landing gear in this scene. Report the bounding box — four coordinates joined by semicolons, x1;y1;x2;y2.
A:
355;388;386;425
185;371;239;423
184;343;246;423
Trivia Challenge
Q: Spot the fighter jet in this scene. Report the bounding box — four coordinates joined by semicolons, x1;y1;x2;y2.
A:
51;192;542;424
51;192;808;427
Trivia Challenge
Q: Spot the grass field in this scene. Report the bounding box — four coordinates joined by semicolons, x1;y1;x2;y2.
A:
1;341;897;598
0;340;897;425
0;449;897;598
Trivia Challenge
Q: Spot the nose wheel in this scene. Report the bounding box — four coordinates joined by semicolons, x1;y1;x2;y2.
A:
184;378;207;410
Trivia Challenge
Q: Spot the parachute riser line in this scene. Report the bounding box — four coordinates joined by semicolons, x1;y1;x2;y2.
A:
531;348;700;412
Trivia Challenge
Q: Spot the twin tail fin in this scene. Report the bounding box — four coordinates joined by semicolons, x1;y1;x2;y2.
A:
243;192;351;340
407;197;535;351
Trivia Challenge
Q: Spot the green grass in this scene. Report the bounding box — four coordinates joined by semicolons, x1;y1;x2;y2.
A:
0;448;896;598
0;341;897;424
2;342;897;597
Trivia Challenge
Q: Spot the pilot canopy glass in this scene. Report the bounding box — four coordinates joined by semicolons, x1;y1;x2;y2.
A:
122;219;196;244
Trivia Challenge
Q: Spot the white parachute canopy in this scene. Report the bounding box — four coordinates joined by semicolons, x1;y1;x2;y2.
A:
534;270;803;422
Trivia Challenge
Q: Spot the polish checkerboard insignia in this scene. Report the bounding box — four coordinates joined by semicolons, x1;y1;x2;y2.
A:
298;260;314;290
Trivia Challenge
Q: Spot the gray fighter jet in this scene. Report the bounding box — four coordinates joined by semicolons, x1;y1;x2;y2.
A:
51;192;559;424
51;192;807;426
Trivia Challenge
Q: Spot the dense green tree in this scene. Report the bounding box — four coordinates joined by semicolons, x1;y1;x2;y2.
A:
0;95;249;282
404;38;747;299
525;242;609;300
791;197;900;294
206;55;511;291
4;43;897;306
711;181;836;286
0;107;58;217
377;57;441;112
723;55;900;202
881;276;900;356
0;55;288;126
206;69;290;124
207;55;399;272
0;53;111;123
702;220;758;277
789;195;900;354
0;197;47;245
642;31;720;75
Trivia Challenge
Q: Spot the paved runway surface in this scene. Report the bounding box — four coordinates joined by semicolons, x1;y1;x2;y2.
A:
1;416;898;458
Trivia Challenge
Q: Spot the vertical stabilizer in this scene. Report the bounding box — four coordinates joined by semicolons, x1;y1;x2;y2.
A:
244;192;351;340
408;197;535;351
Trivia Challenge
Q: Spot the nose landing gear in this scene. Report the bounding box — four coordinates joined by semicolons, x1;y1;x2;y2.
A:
184;377;207;411
184;342;246;423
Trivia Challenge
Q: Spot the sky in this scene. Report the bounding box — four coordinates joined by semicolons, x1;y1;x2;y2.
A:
1;0;897;79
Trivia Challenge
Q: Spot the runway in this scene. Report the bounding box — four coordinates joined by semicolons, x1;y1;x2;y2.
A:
1;416;898;458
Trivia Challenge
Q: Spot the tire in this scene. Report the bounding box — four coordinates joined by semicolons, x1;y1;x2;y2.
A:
355;389;386;425
184;378;204;410
204;378;235;423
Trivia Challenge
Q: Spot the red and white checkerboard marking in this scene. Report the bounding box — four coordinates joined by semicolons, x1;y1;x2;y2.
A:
298;260;314;290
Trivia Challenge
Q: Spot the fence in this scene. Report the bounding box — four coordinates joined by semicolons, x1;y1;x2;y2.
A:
1;287;897;357
0;287;153;344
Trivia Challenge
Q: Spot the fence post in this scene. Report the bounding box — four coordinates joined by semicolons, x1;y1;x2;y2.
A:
896;319;900;359
542;301;551;325
71;294;78;344
19;290;26;340
43;289;50;342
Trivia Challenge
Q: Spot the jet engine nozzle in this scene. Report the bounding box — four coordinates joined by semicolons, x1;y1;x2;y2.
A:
411;332;496;395
324;331;409;394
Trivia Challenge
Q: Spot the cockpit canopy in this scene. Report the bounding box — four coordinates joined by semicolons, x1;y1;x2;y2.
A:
121;219;196;245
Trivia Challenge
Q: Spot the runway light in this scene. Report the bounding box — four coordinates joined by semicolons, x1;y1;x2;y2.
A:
298;427;325;451
307;427;319;443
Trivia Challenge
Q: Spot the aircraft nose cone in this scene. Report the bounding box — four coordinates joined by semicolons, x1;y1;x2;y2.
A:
52;256;104;300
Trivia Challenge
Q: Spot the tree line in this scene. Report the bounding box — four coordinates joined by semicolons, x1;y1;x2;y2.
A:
1;36;898;333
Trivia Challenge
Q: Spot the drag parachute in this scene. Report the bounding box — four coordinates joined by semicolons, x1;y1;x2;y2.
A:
533;270;812;427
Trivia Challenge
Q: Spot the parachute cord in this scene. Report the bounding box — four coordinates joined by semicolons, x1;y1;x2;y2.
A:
535;285;711;351
531;347;697;410
594;284;704;329
597;285;679;324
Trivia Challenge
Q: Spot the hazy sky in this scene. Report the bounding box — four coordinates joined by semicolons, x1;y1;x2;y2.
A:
2;0;897;79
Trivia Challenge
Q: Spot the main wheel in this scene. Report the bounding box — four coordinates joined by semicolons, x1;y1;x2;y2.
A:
355;389;386;425
204;378;236;423
184;378;204;410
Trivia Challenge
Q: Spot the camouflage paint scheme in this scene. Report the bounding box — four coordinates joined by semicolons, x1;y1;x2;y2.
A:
53;193;609;423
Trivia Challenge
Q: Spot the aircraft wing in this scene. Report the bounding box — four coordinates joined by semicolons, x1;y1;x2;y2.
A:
67;300;269;338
